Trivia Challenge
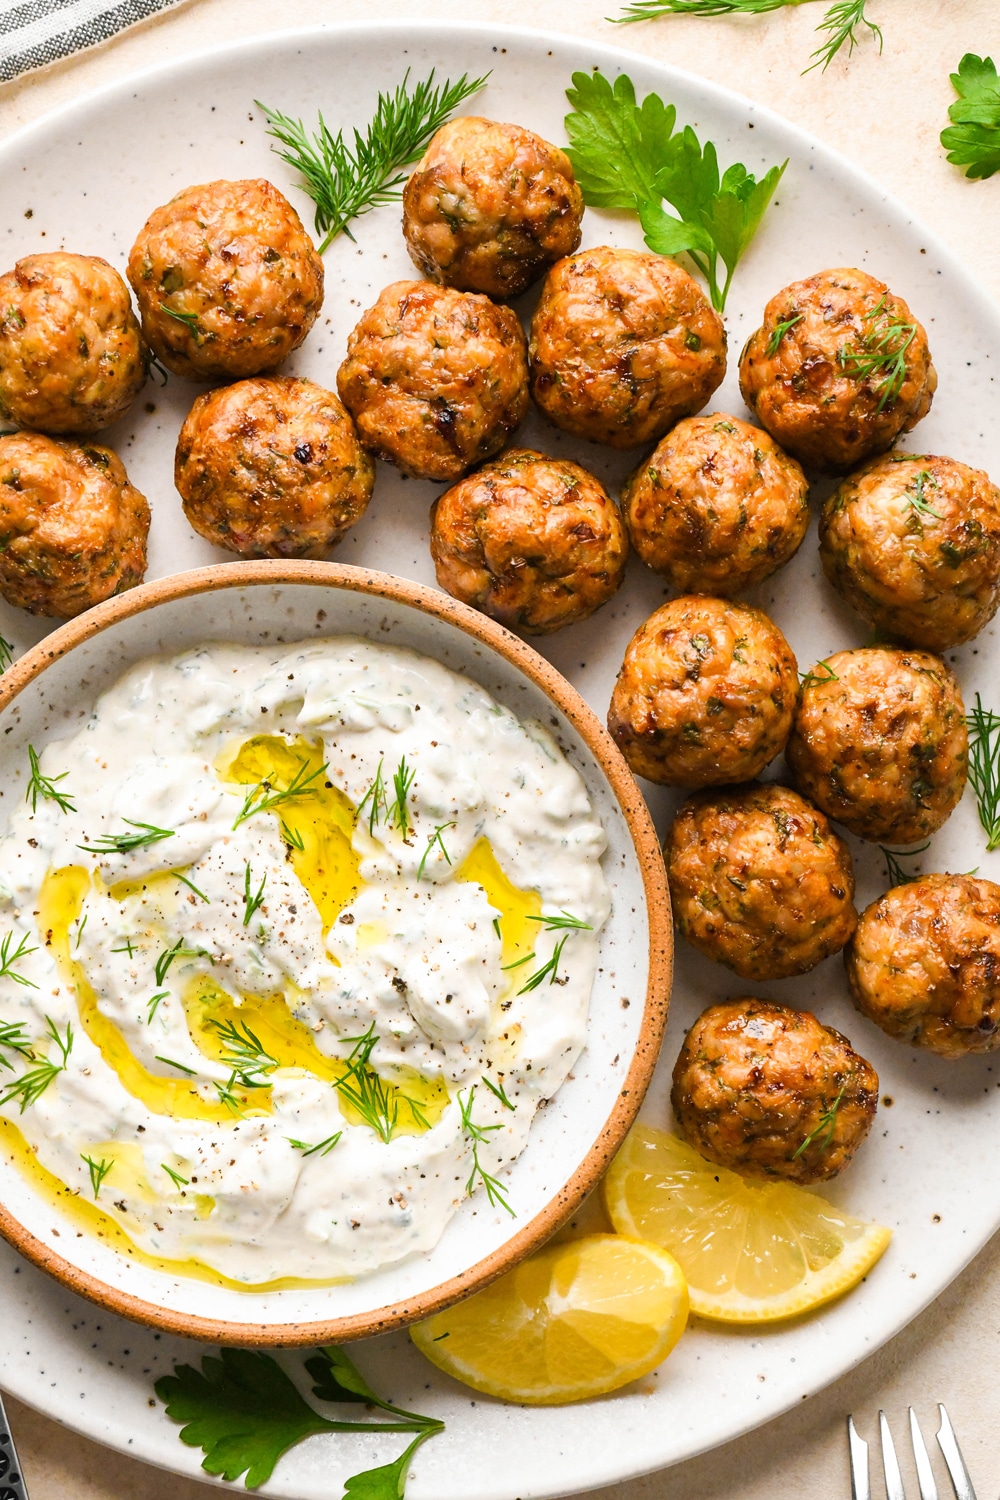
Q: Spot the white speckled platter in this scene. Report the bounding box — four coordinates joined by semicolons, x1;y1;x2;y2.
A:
0;18;998;1500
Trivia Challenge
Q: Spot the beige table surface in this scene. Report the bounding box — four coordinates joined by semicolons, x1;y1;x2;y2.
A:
2;2;1000;1496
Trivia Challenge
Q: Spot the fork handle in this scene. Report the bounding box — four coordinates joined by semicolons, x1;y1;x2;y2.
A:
0;1390;29;1500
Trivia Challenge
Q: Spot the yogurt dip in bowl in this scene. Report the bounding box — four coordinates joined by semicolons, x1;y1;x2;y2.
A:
0;562;669;1342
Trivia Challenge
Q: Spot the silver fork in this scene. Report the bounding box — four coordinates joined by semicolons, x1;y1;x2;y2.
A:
848;1405;977;1500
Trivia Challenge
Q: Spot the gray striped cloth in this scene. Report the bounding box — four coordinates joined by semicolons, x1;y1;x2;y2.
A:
1;0;185;83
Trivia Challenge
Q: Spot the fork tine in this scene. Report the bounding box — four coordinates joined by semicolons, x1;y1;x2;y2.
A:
849;1416;872;1500
936;1405;978;1500
880;1411;906;1500
909;1409;939;1500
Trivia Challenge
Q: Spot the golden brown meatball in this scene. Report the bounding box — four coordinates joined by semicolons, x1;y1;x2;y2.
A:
820;453;1000;651
622;413;809;595
174;376;375;559
0;252;145;434
0;432;149;618
429;447;627;633
127;179;323;381
667;783;856;980
739;268;936;472
337;281;528;482
671;999;878;1184
607;596;798;787
529;247;726;449
402;117;584;299
787;647;967;844
846;874;1000;1057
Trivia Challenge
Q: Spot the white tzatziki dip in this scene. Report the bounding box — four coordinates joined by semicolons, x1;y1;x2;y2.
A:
0;639;610;1284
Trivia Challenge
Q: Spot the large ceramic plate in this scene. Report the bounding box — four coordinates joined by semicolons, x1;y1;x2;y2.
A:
0;19;998;1500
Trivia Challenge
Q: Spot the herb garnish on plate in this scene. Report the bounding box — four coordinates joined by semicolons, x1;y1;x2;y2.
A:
942;54;1000;181
611;0;883;75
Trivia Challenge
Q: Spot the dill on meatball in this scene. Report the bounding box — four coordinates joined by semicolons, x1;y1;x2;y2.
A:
402;117;584;299
622;412;809;595
607;595;798;787
671;999;879;1185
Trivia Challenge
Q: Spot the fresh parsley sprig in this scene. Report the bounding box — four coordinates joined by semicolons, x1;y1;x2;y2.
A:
880;842;931;889
612;0;883;75
942;54;1000;181
564;70;786;311
259;68;489;251
967;693;1000;851
25;745;75;814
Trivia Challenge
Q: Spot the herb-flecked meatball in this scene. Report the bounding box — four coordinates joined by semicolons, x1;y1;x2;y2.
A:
529;247;726;449
127;178;324;380
0;431;149;618
175;376;375;559
787;647;967;844
667;783;856;981
402;117;584;299
846;874;1000;1057
739;268;936;472
337;281;529;483
0;252;145;434
820;453;1000;652
622;413;809;595
671;999;879;1184
607;595;798;787
429;447;627;633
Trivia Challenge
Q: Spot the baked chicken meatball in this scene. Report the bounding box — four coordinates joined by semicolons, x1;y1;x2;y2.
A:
608;595;798;787
337;281;528;482
175;376;375;559
429;447;627;633
787;647;967;844
127;178;323;380
529;247;726;449
672;1000;878;1184
739;268;936;472
622;413;809;595
0;252;145;435
667;783;856;981
846;874;1000;1057
0;432;149;617
402;117;584;299
820;452;1000;652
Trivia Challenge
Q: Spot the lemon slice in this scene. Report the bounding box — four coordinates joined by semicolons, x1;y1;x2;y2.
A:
604;1125;891;1325
410;1232;688;1404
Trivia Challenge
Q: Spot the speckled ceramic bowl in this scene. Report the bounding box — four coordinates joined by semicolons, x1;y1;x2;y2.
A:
0;561;670;1344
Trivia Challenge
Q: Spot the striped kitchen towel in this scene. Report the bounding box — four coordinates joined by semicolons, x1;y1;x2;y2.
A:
1;0;186;83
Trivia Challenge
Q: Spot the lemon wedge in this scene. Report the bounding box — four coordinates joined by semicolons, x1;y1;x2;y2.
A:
410;1232;688;1404
604;1125;891;1325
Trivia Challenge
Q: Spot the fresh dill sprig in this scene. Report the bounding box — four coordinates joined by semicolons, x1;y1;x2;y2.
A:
81;1153;114;1198
806;0;881;73
25;745;75;814
162;1163;189;1188
207;1018;278;1090
215;1079;246;1116
356;758;388;835
766;312;803;356
333;1023;399;1143
155;1055;197;1076
0;930;38;988
837;296;918;412
0;1017;34;1069
967;693;1000;851
501;951;535;971
154;936;208;988
527;911;593;933
146;991;169;1024
174;870;209;903
74;914;87;950
79;819;175;856
111;937;137;958
0;1016;72;1112
459;1085;515;1217
233;758;327;830
242;863;267;927
905;470;943;523
258;68;490;251
799;659;839;688
518;935;570;994
417;821;456;880
390;757;415;839
492;916;501;940
611;0;883;76
160;303;206;343
880;842;931;888
793;1085;846;1159
0;634;13;673
481;1074;516;1111
287;1131;343;1157
282;823;305;852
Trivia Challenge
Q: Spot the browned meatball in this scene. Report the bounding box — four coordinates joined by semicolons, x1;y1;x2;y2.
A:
529;247;726;449
429;447;627;633
787;647;967;844
622;413;809;595
607;596;798;787
667;783;856;980
127;179;323;380
739;268;936;472
846;874;1000;1057
0;432;149;618
402;117;584;299
175;376;375;559
337;281;528;482
820;453;1000;651
0;253;145;434
671;999;879;1184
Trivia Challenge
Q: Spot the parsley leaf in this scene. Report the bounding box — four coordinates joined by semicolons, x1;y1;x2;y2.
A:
942;54;1000;181
564;70;785;310
343;1431;438;1500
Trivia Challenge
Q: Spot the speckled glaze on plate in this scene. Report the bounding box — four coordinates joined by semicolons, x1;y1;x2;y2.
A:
0;19;998;1500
